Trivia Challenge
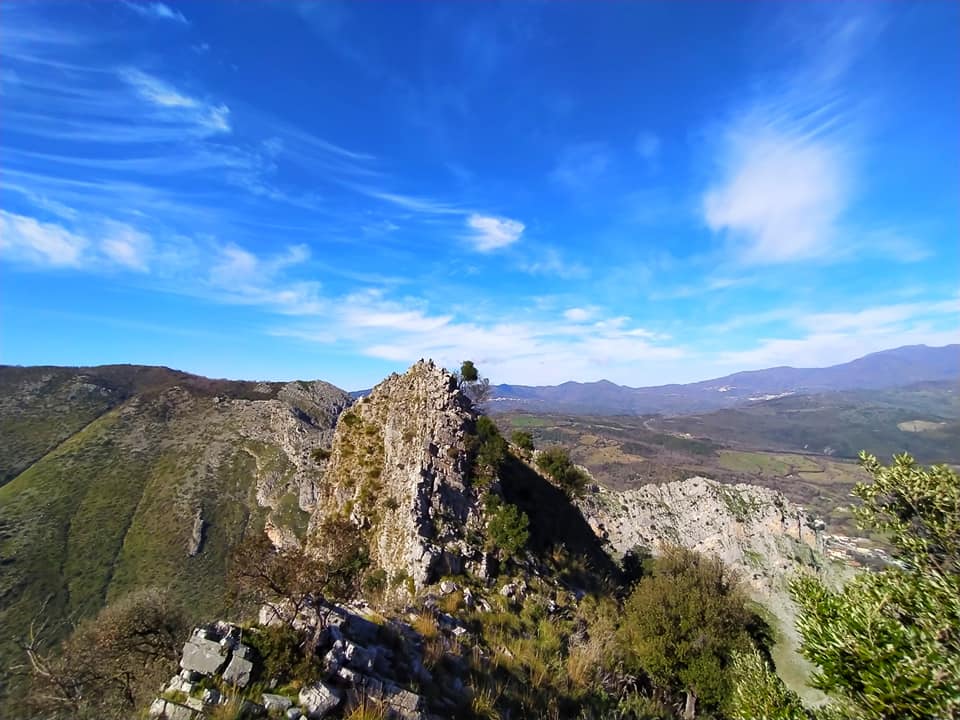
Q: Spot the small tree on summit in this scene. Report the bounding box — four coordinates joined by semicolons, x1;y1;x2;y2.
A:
460;360;479;383
458;359;492;405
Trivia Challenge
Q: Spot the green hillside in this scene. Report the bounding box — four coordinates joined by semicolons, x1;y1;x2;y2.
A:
0;367;348;709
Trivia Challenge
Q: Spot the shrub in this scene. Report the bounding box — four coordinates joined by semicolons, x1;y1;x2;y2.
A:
485;496;530;559
535;446;588;498
619;547;753;718
310;447;331;463
791;453;960;720
510;430;534;454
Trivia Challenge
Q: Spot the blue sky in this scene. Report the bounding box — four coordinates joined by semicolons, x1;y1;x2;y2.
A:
1;1;957;389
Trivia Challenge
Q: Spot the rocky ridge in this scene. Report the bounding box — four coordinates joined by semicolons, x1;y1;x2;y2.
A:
310;360;487;590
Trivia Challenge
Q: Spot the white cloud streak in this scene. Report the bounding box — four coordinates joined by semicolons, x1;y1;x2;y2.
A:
122;2;189;25
717;298;960;370
0;209;89;267
701;9;879;265
121;69;231;134
466;214;524;252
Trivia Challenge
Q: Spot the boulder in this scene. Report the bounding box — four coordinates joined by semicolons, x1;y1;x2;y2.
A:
439;580;457;595
222;653;254;688
161;701;194;720
343;641;374;672
239;700;267;718
389;688;424;714
299;681;342;718
286;709;303;720
262;694;294;712
180;635;228;675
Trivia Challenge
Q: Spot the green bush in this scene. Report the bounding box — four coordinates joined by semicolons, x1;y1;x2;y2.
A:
485;496;529;559
310;447;331;463
619;547;754;718
510;430;534;454
535;446;588;498
791;453;960;720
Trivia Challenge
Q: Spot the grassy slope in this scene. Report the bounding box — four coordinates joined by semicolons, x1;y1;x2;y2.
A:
0;369;121;487
0;397;273;702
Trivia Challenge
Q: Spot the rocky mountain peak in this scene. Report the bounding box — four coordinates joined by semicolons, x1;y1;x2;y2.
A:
310;360;486;592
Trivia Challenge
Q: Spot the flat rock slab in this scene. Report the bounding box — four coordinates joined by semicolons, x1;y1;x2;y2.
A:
180;636;229;675
299;681;342;718
222;653;254;688
262;693;293;712
148;699;195;720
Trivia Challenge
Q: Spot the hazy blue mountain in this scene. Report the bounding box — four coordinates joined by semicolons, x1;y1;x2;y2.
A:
487;344;959;415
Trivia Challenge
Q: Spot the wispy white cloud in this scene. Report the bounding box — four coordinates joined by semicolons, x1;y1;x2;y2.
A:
348;186;461;215
275;295;686;385
205;243;323;314
701;9;880;265
122;2;188;25
796;298;959;334
717;297;960;369
704;128;848;264
121;69;231;134
563;307;595;322
518;247;588;279
635;131;661;163
100;222;153;271
466;214;524;252
0;209;89;267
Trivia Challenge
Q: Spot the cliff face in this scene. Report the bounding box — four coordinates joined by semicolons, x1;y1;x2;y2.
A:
310;360;485;590
580;475;829;702
580;477;824;596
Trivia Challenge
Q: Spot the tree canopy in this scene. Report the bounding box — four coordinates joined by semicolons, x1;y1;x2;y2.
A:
18;588;187;720
535;445;588;498
229;518;369;627
619;546;753;719
621;547;751;718
459;360;479;383
457;359;492;405
790;452;960;720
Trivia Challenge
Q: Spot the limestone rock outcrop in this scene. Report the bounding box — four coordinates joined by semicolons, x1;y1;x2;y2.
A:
310;360;485;591
580;476;824;596
146;600;470;720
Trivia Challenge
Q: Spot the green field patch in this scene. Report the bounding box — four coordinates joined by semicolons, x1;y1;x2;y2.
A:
718;450;793;475
271;491;312;540
507;415;552;429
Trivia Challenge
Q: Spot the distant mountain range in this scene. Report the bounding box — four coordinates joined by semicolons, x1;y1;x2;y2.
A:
487;344;960;415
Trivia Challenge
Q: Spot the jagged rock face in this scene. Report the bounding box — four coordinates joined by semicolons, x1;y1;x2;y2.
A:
580;477;824;595
311;360;482;590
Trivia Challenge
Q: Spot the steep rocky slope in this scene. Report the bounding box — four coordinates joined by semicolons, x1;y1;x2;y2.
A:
5;361;842;716
309;360;487;591
579;476;829;701
0;366;350;694
580;477;824;596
